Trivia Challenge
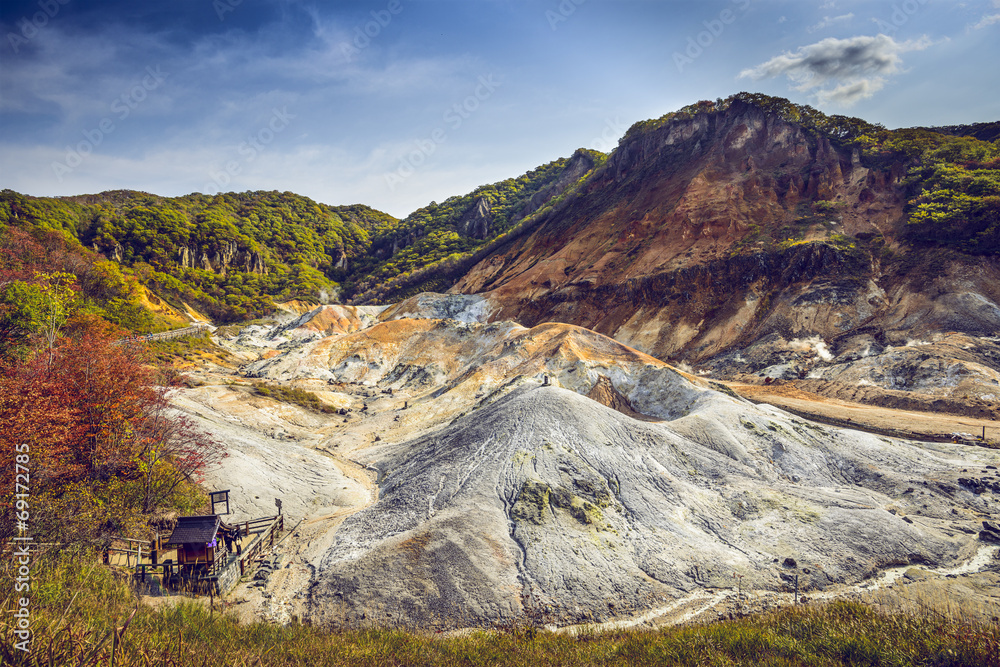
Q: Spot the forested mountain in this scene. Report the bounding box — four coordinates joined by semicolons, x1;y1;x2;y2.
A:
2;93;997;329
2;190;392;321
1;151;601;321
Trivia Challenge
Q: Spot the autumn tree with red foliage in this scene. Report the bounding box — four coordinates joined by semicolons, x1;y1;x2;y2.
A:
1;311;223;544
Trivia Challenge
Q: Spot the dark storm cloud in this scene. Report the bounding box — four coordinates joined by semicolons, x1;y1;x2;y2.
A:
739;34;931;105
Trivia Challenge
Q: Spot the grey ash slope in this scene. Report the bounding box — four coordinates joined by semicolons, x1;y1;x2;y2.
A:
309;382;995;629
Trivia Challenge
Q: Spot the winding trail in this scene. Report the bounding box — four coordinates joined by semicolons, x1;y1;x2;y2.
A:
550;543;1000;634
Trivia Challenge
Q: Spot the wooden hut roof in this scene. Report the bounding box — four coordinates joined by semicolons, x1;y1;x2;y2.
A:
166;515;221;545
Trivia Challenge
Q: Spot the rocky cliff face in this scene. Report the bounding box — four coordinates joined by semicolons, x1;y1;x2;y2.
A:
177;241;267;275
449;101;1000;414
454;101;904;332
457;197;493;240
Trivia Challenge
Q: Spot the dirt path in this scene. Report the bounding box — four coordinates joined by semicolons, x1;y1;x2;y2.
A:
727;381;999;446
227;449;378;625
305;454;379;527
551;544;1000;634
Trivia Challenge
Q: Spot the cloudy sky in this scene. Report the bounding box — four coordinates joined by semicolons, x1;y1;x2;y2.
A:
1;0;998;218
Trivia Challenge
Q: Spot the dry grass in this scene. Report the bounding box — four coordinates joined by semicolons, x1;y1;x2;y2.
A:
147;331;234;367
253;382;339;414
3;548;998;666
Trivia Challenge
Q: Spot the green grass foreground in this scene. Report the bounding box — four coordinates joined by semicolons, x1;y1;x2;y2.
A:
3;550;998;666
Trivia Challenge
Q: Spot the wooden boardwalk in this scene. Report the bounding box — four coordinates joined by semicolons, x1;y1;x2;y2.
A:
115;322;213;346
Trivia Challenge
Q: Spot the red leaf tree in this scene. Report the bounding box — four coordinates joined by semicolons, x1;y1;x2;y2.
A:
1;315;223;542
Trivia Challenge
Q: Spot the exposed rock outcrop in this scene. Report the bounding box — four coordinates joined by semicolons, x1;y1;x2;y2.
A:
177;241;267;275
458;197;493;240
378;293;494;324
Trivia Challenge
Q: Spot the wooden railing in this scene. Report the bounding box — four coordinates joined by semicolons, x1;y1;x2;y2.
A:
143;323;212;342
104;537;153;567
236;515;283;577
116;322;212;346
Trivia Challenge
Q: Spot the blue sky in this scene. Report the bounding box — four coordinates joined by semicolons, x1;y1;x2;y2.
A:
1;0;998;218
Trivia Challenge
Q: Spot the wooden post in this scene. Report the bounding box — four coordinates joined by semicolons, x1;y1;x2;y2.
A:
794;575;799;605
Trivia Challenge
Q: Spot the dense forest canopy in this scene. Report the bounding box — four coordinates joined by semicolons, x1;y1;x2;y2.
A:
1;151;599;320
1;190;395;321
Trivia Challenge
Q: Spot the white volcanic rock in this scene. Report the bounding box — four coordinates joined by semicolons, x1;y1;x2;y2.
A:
379;293;496;324
170;307;1000;629
305;385;997;628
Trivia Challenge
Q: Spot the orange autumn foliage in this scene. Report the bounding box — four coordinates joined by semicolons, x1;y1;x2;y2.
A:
1;315;223;543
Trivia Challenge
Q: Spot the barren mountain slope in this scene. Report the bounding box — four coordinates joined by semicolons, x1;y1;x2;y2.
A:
179;302;1000;629
309;383;998;629
451;100;908;353
444;100;1000;415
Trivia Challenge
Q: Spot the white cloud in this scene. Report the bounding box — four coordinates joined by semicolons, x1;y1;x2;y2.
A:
0;26;171;121
972;13;1000;29
738;34;932;106
807;13;854;33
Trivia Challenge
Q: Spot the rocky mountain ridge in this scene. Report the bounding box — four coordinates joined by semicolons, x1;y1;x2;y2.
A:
5;93;998;415
446;98;1000;419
